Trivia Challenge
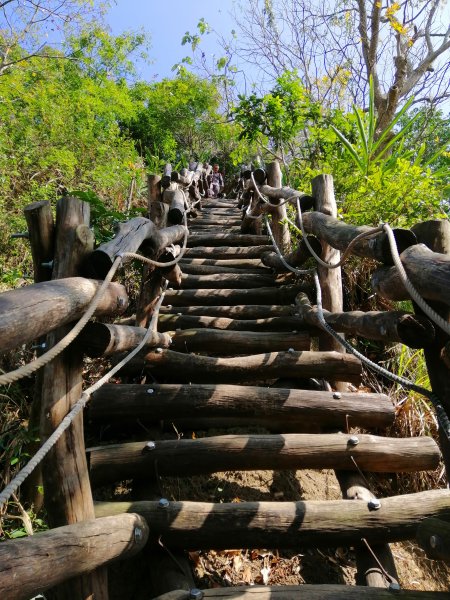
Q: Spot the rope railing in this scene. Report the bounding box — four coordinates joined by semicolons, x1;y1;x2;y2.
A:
263;212;450;441
0;215;188;387
0;278;169;511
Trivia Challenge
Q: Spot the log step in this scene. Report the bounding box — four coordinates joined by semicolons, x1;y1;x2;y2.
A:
95;489;450;549
179;273;277;289
88;433;440;486
178;263;270;275
183;246;275;259
151;587;450;599
169;328;310;354
90;383;395;430
187;234;271;247
160;305;297;318
80;324;310;357
118;348;363;385
158;314;304;332
179;258;265;269
163;284;311;307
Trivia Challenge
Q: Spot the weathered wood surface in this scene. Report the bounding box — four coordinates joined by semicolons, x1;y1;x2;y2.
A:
408;221;450;475
158;314;305;332
416;517;450;563
89;433;438;485
0;514;148;600
147;173;162;204
163;284;312;307
0;278;128;353
87;217;157;278
295;292;435;348
95;489;450;549
161;163;172;188
160;305;296;318
90;383;394;429
165;188;186;225
39;197;107;600
183;245;275;259
302;211;416;264
411;219;450;253
261;236;322;271
187;233;271;247
149;201;168;229
178;263;269;275
179;272;276;289
336;471;398;587
371;244;450;306
311;175;347;392
169;328;310;354
78;323;172;357
24;200;55;283
152;587;450;600
179;258;265;269
247;180;315;210
117;348;362;384
266;161;291;253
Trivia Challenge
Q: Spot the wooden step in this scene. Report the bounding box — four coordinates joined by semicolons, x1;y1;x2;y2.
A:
90;383;395;430
89;433;439;486
183;246;274;259
163;284;311;307
179;263;269;275
169;328;310;354
95;489;450;548
179;273;276;289
187;234;270;247
152;586;450;599
79;324;310;357
159;314;305;332
118;349;362;385
160;305;297;318
179;258;265;269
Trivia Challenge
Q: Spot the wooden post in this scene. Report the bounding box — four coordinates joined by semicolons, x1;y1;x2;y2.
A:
22;200;55;510
312;174;348;392
39;196;108;600
266;161;291;254
24;200;55;283
409;220;450;476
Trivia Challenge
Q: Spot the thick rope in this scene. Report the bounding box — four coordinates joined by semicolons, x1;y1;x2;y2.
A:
0;282;168;510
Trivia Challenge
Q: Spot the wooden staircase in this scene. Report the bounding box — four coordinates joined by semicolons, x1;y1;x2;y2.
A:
89;198;447;598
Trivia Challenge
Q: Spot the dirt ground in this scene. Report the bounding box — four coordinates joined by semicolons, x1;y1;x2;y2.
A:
158;467;450;592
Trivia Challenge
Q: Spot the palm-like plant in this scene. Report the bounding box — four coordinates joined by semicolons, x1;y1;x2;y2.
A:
331;77;421;176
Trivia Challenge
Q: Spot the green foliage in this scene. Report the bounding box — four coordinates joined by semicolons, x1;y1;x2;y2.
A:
233;71;319;151
0;28;147;279
125;73;245;170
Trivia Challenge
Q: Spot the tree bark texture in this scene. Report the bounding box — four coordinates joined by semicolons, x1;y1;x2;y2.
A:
151;587;449;600
39;196;107;600
0;514;148;600
89;433;438;486
117;348;362;384
302;212;416;264
163;284;312;307
90;383;394;429
0;278;128;353
94;489;450;549
371;244;450;306
295;292;435;348
24;200;55;283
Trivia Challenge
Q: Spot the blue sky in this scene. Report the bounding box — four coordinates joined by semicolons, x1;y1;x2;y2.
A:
106;0;237;82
